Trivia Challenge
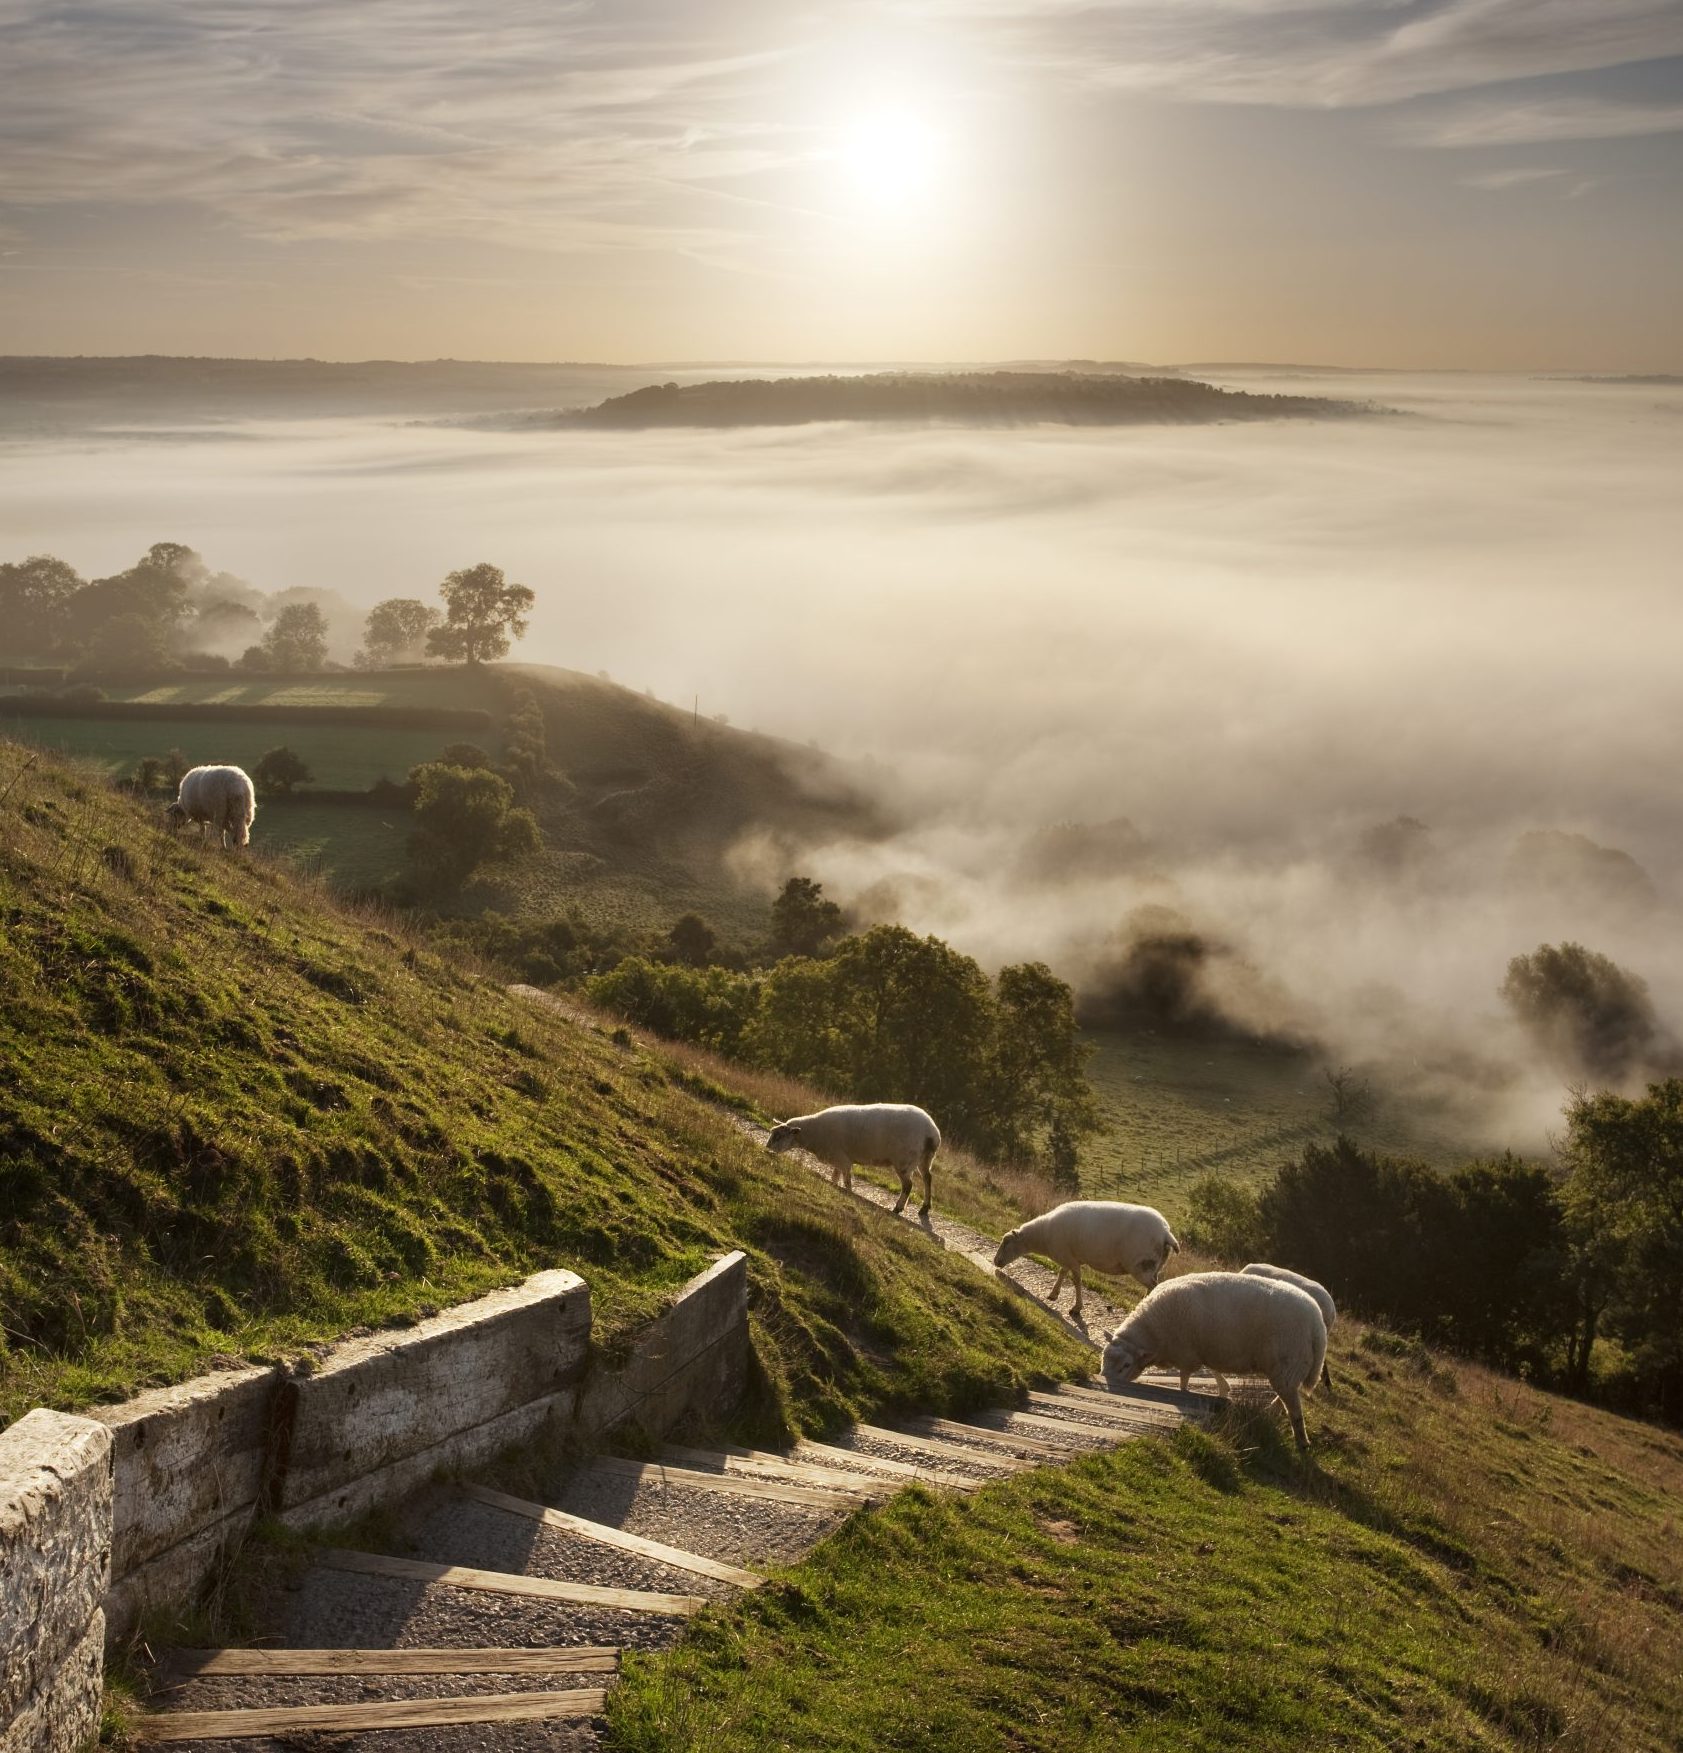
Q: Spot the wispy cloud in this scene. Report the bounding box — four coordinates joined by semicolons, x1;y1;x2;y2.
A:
1404;94;1683;147
913;0;1683;109
1458;166;1572;189
0;1;814;256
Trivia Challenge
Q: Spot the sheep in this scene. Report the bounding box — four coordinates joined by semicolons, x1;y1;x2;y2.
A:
164;764;256;849
1102;1271;1328;1450
993;1201;1180;1321
765;1103;940;1217
1243;1262;1336;1391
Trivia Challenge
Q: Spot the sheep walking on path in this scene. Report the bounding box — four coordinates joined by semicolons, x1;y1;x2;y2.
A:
766;1104;941;1218
1243;1262;1336;1391
1102;1271;1328;1450
165;764;256;849
993;1200;1180;1321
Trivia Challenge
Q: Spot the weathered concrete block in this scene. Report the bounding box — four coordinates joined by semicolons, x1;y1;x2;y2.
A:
579;1251;749;1441
276;1270;591;1518
0;1410;112;1735
0;1610;105;1753
93;1363;278;1580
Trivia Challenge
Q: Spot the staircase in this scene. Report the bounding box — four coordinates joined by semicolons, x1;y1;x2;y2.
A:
133;1376;1197;1745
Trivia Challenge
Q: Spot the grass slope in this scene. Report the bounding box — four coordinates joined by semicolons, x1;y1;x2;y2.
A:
1082;1030;1477;1221
0;738;1087;1436
608;1332;1683;1752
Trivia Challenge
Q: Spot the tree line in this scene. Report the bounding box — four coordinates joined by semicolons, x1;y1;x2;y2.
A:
1187;1081;1683;1425
0;543;533;673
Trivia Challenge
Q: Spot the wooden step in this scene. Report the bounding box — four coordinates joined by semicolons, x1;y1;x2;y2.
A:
1028;1387;1182;1425
587;1454;865;1511
851;1424;1031;1472
318;1548;705;1616
902;1415;1073;1459
460;1483;765;1587
795;1439;982;1492
136;1688;607;1741
660;1444;889;1499
164;1646;618;1677
980;1407;1134;1443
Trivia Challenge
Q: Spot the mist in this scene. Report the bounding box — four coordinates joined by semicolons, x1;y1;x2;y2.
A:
4;364;1680;1150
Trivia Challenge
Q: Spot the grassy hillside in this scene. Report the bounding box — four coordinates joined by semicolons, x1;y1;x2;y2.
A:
609;1330;1683;1752
0;738;1087;1437
1081;1030;1478;1222
2;662;883;942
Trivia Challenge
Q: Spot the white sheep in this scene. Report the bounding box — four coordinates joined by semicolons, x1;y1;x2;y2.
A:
1102;1270;1328;1450
1243;1262;1336;1391
993;1201;1180;1320
766;1104;941;1217
164;764;256;849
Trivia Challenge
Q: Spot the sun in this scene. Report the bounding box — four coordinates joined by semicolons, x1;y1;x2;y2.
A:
835;110;946;211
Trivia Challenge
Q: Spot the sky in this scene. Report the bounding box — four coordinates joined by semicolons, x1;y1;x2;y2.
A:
2;1;1682;366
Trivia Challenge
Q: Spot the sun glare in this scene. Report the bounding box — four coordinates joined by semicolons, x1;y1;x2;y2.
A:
836;110;945;211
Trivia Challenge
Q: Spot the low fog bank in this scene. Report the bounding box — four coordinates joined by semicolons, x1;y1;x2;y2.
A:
5;367;1680;1151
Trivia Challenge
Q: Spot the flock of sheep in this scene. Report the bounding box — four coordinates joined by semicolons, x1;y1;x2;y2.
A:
767;1101;1335;1450
158;767;1332;1450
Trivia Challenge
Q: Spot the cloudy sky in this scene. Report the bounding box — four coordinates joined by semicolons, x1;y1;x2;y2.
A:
2;1;1681;364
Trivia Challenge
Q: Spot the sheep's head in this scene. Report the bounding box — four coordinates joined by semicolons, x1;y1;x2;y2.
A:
163;801;188;831
1101;1330;1148;1390
765;1122;803;1154
993;1228;1026;1269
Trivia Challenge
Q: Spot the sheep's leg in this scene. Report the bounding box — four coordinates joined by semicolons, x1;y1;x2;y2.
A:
1211;1370;1233;1398
1048;1266;1067;1300
891;1167;911;1214
1070;1264;1084;1320
1320;1361;1335;1396
917;1162;932;1219
1279;1381;1310;1451
1179;1369;1192;1392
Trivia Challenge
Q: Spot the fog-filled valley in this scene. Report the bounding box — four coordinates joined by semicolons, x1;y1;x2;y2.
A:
5;360;1681;1152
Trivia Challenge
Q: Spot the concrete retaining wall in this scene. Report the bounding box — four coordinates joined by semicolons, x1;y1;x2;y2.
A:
275;1269;592;1534
0;1409;113;1753
74;1252;748;1648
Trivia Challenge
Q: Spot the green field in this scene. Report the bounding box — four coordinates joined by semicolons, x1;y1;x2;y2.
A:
1081;1030;1479;1222
1;714;465;791
256;800;412;888
93;670;509;713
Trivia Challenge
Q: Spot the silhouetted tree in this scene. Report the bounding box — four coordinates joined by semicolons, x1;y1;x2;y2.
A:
358;597;439;668
1501;941;1667;1083
252;746;313;795
0;553;82;655
769;876;843;959
667;914;718;967
256;602;329;671
983;961;1099;1186
426;563;535;665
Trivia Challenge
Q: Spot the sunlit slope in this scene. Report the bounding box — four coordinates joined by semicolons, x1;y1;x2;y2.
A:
0;739;1085;1430
609;1330;1683;1752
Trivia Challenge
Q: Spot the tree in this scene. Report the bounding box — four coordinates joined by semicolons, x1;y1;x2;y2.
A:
667;914;718;967
80;611;171;672
252;746;313;795
407;761;538;886
984;961;1099;1186
61;544;192;656
425;563;535;665
769;876;843;959
501;690;554;797
1562;1079;1683;1421
258;602;329;671
358;597;439;668
439;742;491;769
1501;942;1668;1083
0;554;83;656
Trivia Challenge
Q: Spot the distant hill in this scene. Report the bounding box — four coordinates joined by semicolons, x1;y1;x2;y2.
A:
547;370;1377;430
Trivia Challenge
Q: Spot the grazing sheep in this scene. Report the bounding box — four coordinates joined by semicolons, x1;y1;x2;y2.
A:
765;1103;941;1217
993;1201;1180;1320
164;764;256;849
1243;1262;1336;1391
1102;1271;1328;1450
